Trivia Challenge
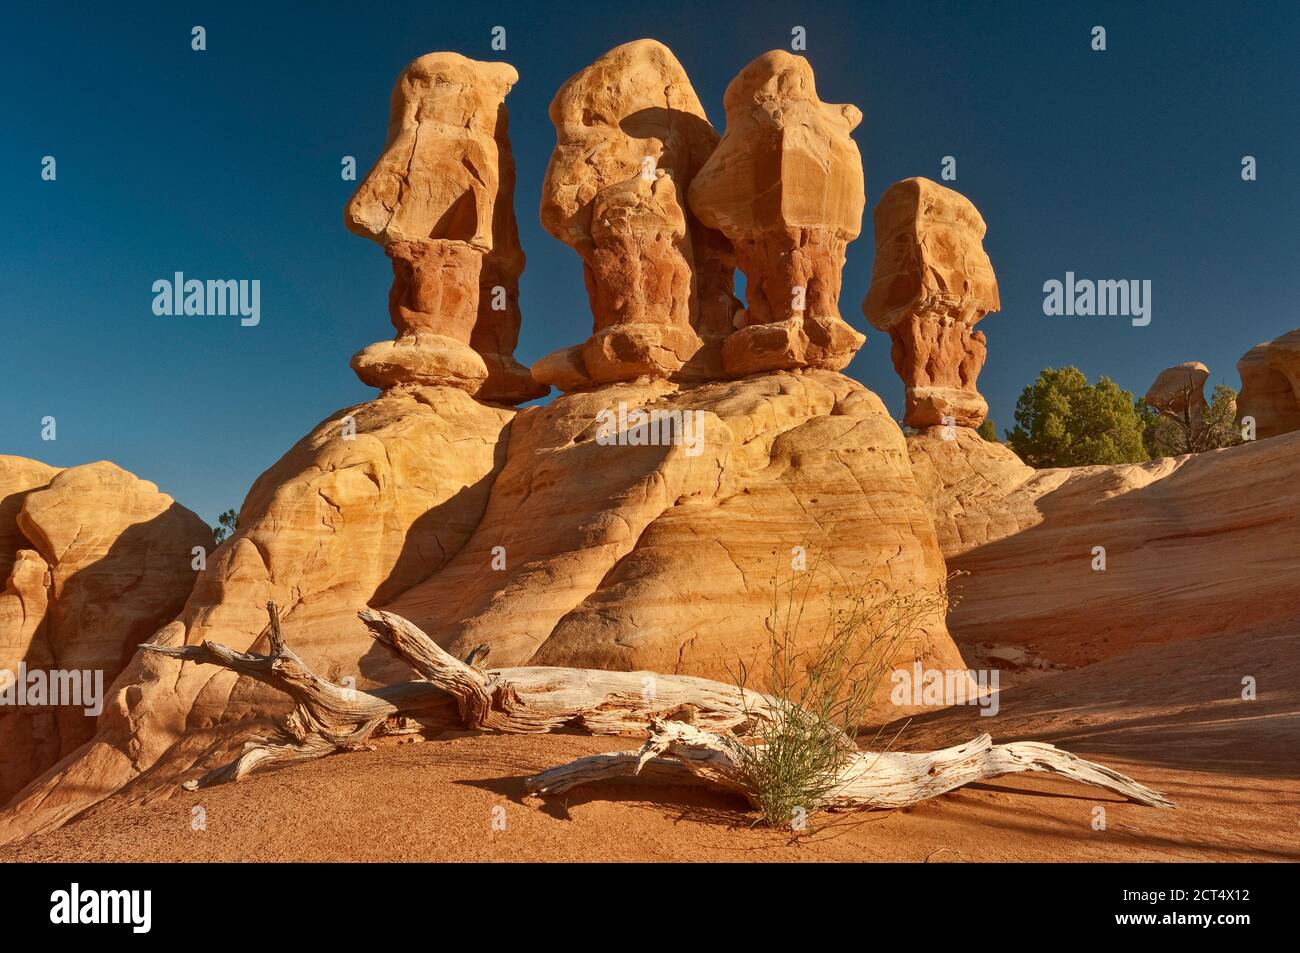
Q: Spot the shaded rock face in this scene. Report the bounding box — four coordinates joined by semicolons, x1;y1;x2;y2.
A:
689;50;866;376
473;106;548;403
906;428;1300;668
0;390;514;839
0;458;208;806
536;39;740;389
863;178;1000;429
347;53;539;402
1237;331;1300;439
0;370;963;843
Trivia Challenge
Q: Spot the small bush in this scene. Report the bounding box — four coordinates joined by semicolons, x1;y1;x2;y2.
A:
730;568;952;829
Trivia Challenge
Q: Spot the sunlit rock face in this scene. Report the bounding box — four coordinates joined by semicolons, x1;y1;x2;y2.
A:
689;50;866;377
864;177;1000;429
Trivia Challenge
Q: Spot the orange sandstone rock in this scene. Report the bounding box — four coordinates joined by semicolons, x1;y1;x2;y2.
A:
864;178;1000;428
535;39;738;389
689;51;866;376
347;53;536;399
0;458;208;807
473;106;548;403
1236;331;1300;439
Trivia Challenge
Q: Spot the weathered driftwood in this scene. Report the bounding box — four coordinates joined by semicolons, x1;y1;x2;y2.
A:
144;605;1172;812
357;608;772;734
141;603;452;789
140;603;771;789
524;718;1175;810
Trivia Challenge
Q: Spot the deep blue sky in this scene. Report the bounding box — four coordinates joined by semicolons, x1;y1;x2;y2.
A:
4;1;1297;525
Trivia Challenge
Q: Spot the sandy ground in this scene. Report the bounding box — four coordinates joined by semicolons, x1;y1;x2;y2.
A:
2;626;1296;862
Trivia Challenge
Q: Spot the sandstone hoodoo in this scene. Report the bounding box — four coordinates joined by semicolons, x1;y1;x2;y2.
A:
1144;360;1210;443
0;44;978;847
1236;330;1300;439
346;53;540;402
863;177;1000;430
534;39;739;390
689;50;866;377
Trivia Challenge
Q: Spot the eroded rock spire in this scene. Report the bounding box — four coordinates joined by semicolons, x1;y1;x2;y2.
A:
863;177;1000;430
533;39;741;392
688;50;866;377
346;52;541;402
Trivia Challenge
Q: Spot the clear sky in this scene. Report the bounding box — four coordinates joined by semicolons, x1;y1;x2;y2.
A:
4;0;1297;526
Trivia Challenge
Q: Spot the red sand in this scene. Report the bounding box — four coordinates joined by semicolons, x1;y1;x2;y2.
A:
2;626;1295;862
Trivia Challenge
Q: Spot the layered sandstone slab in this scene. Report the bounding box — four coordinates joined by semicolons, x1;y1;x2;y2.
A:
907;428;1300;667
689;50;866;375
0;371;963;843
536;39;737;388
346;53;537;399
864;178;1000;428
0;458;208;806
1236;331;1300;439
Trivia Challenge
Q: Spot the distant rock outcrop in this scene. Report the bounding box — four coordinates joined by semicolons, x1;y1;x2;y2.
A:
0;458;208;805
689;50;866;376
1145;360;1209;431
864;178;1000;429
1236;330;1300;439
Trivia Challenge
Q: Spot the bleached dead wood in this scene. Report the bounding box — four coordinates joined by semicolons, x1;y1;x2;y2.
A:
140;603;771;788
141;602;452;789
357;608;772;734
144;606;1172;812
524;718;1175;810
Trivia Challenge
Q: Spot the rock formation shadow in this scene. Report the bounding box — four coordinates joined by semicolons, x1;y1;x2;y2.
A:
0;503;200;807
883;625;1300;780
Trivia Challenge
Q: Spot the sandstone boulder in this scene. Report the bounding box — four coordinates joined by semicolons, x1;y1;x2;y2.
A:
863;178;1000;428
1145;361;1209;423
384;370;958;683
689;50;866;376
0;458;208;806
1236;331;1300;439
